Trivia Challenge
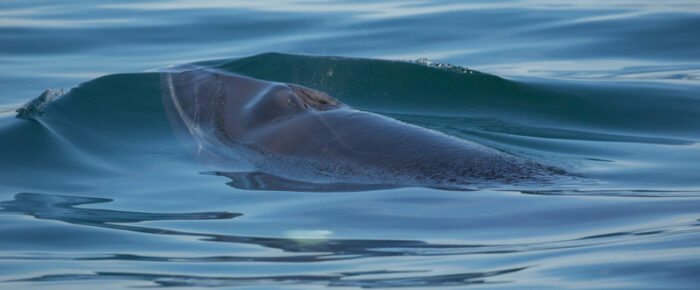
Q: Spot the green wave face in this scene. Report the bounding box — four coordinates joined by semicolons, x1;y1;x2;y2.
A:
31;53;700;140
208;53;700;138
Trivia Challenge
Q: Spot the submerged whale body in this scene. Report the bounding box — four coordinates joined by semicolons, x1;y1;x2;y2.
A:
162;69;559;191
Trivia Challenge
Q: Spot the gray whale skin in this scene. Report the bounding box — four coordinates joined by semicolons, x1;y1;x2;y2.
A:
162;69;558;191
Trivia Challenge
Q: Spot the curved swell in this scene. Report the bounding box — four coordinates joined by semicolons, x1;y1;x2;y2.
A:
12;52;698;145
3;53;699;192
205;53;700;138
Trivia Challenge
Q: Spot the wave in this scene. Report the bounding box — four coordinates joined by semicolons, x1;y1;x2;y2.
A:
8;53;696;142
204;53;700;137
2;53;699;190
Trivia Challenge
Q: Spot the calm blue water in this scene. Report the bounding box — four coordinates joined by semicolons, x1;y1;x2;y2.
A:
2;1;700;288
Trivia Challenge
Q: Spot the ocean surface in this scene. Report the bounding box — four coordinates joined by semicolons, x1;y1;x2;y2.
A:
2;0;700;288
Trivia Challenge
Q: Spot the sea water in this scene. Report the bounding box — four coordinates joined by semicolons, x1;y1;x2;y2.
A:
1;1;700;288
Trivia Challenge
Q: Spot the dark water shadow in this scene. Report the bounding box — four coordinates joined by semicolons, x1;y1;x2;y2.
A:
2;192;699;287
209;171;402;192
0;192;240;224
209;171;477;192
519;189;700;198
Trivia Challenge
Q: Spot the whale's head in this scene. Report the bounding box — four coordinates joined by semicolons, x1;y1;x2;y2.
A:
162;69;344;144
239;83;342;130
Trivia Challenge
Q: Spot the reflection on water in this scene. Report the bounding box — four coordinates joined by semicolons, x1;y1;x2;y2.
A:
2;192;699;287
212;171;404;192
0;192;239;224
520;189;700;197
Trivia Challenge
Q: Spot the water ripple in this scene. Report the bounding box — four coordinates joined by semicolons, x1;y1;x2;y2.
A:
8;268;527;288
1;192;698;262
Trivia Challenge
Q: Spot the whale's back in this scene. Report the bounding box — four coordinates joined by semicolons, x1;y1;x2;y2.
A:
162;69;562;191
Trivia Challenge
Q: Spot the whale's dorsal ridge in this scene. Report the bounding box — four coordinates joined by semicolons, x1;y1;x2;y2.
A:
162;69;563;190
287;83;343;111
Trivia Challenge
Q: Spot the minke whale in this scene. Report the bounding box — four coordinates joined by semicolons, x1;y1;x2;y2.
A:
161;69;560;191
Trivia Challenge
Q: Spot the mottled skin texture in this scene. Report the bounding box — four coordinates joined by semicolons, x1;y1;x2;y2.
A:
162;69;557;190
